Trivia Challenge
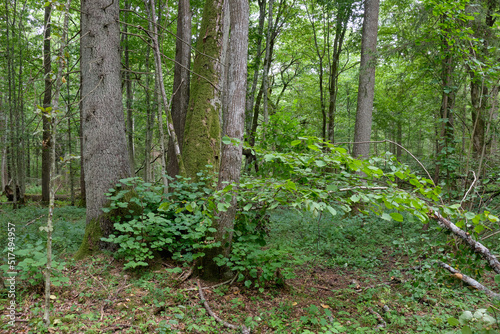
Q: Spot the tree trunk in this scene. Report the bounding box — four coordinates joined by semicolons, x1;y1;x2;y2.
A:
167;0;191;178
201;0;249;281
245;0;266;137
183;0;224;179
261;0;274;141
352;0;380;159
42;4;52;204
75;0;131;257
124;0;135;175
144;47;154;183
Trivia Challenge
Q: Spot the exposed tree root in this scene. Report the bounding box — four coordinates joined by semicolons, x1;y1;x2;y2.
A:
197;280;251;334
438;262;500;300
431;212;500;274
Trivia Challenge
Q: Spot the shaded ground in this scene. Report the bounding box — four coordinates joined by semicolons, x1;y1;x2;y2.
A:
1;205;498;333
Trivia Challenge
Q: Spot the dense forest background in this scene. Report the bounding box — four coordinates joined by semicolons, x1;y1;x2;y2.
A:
1;0;500;332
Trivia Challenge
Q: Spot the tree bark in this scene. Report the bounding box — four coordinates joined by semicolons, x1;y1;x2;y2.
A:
167;0;191;178
76;0;131;257
352;0;380;159
201;0;249;281
42;4;52;204
183;0;224;179
245;0;266;137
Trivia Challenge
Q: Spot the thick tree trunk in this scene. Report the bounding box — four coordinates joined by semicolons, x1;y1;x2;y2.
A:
201;0;249;281
183;0;224;178
167;0;191;178
76;0;131;257
42;4;52;204
352;0;379;159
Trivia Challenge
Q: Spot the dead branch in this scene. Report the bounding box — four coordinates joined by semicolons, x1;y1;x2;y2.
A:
438;262;500;300
432;212;500;274
367;307;386;328
197;280;250;334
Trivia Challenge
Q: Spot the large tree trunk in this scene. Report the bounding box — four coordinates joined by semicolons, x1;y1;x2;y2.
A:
167;0;191;178
352;0;380;159
200;0;249;281
42;4;52;204
183;0;224;178
75;0;131;257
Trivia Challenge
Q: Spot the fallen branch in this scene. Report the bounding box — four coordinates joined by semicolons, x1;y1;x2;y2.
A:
438;262;500;300
432;212;500;274
197;280;250;334
367;307;386;328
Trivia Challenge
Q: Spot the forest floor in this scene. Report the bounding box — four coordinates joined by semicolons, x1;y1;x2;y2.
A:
1;201;499;333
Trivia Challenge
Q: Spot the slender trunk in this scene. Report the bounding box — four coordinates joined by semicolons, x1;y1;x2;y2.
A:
124;0;135;175
167;0;191;178
245;0;266;137
145;0;186;178
261;0;274;141
42;4;52;204
144;48;154;183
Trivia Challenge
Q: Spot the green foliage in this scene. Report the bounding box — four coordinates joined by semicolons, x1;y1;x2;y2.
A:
101;175;219;270
1;241;69;288
448;308;499;334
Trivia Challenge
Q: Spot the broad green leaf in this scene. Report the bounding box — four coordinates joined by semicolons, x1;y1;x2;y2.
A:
326;205;337;216
291;140;302;146
447;317;459;326
315;160;326;167
390;212;404;222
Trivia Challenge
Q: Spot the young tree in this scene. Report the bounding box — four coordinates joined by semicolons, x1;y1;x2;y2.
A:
352;0;380;159
75;0;131;257
42;4;52;204
167;0;191;178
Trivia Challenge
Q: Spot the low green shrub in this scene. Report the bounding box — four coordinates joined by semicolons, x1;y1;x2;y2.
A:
101;175;219;270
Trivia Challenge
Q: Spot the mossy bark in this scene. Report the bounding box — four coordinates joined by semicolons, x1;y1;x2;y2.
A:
183;0;224;179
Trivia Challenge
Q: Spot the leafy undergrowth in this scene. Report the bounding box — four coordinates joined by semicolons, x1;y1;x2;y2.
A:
1;204;499;333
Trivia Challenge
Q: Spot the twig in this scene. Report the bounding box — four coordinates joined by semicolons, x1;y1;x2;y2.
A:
460;171;477;206
185;275;237;291
24;214;45;228
197;280;251;334
438;262;500;300
482;230;500;241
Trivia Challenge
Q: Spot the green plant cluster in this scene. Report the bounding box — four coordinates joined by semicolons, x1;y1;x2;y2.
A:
1;240;69;288
101;175;219;270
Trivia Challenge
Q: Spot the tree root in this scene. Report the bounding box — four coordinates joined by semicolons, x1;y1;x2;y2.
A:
197;280;251;334
431;212;500;274
438;262;500;300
